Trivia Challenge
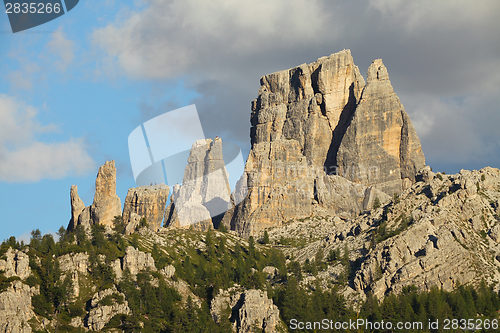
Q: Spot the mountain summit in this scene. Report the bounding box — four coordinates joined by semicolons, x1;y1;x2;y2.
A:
226;50;425;237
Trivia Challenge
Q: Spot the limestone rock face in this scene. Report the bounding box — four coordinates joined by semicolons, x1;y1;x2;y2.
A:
112;246;157;279
58;252;89;274
347;167;500;299
77;206;92;233
86;286;130;331
251;49;365;167
91;161;122;227
0;248;31;280
211;288;284;333
58;252;89;300
69;161;122;231
0;281;36;333
230;50;425;237
231;140;316;237
336;59;425;195
124;212;141;236
122;184;170;232
122;246;157;275
315;174;391;215
68;185;85;231
164;138;231;231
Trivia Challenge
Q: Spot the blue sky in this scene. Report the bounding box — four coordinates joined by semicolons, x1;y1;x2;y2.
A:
0;0;499;242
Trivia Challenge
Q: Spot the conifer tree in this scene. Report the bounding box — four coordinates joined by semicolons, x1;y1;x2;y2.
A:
262;231;270;244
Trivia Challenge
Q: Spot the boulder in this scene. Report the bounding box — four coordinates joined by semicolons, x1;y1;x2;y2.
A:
211;288;284;333
86;286;130;331
124;212;141;236
112;246;157;279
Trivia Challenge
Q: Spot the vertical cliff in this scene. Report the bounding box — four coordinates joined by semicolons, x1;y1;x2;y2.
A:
336;59;425;194
122;184;170;232
164;138;232;231
229;50;425;237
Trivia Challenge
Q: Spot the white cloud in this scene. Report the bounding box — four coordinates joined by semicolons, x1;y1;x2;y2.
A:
6;27;75;91
368;0;499;33
91;0;500;172
46;28;75;72
92;0;330;79
0;95;95;182
16;231;31;244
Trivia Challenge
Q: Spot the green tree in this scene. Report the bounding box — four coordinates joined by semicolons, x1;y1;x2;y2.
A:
205;230;215;260
112;215;126;235
74;225;88;248
393;192;401;204
130;233;139;249
248;236;256;259
30;229;42;251
315;247;324;271
91;224;106;248
262;231;270;244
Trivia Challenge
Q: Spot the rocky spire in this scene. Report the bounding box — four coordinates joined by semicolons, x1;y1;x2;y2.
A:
90;160;122;227
68;160;122;231
164;138;232;231
68;185;85;231
336;59;425;194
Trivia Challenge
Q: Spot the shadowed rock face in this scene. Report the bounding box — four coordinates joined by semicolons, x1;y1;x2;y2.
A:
122;184;170;232
336;59;425;195
229;50;425;237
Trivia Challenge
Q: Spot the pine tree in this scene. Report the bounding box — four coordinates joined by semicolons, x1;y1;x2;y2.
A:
30;229;42;251
262;231;270;244
248;236;256;258
205;230;215;260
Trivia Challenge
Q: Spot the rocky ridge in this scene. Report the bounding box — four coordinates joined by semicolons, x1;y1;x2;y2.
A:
262;166;500;303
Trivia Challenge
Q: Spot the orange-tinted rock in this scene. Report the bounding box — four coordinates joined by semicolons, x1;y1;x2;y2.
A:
336;59;425;194
91;160;122;227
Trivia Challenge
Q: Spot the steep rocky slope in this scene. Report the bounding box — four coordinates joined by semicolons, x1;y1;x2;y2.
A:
0;228;286;332
261;166;500;303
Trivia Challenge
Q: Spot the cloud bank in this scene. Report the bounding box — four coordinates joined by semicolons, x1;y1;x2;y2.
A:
0;95;95;182
92;0;500;172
